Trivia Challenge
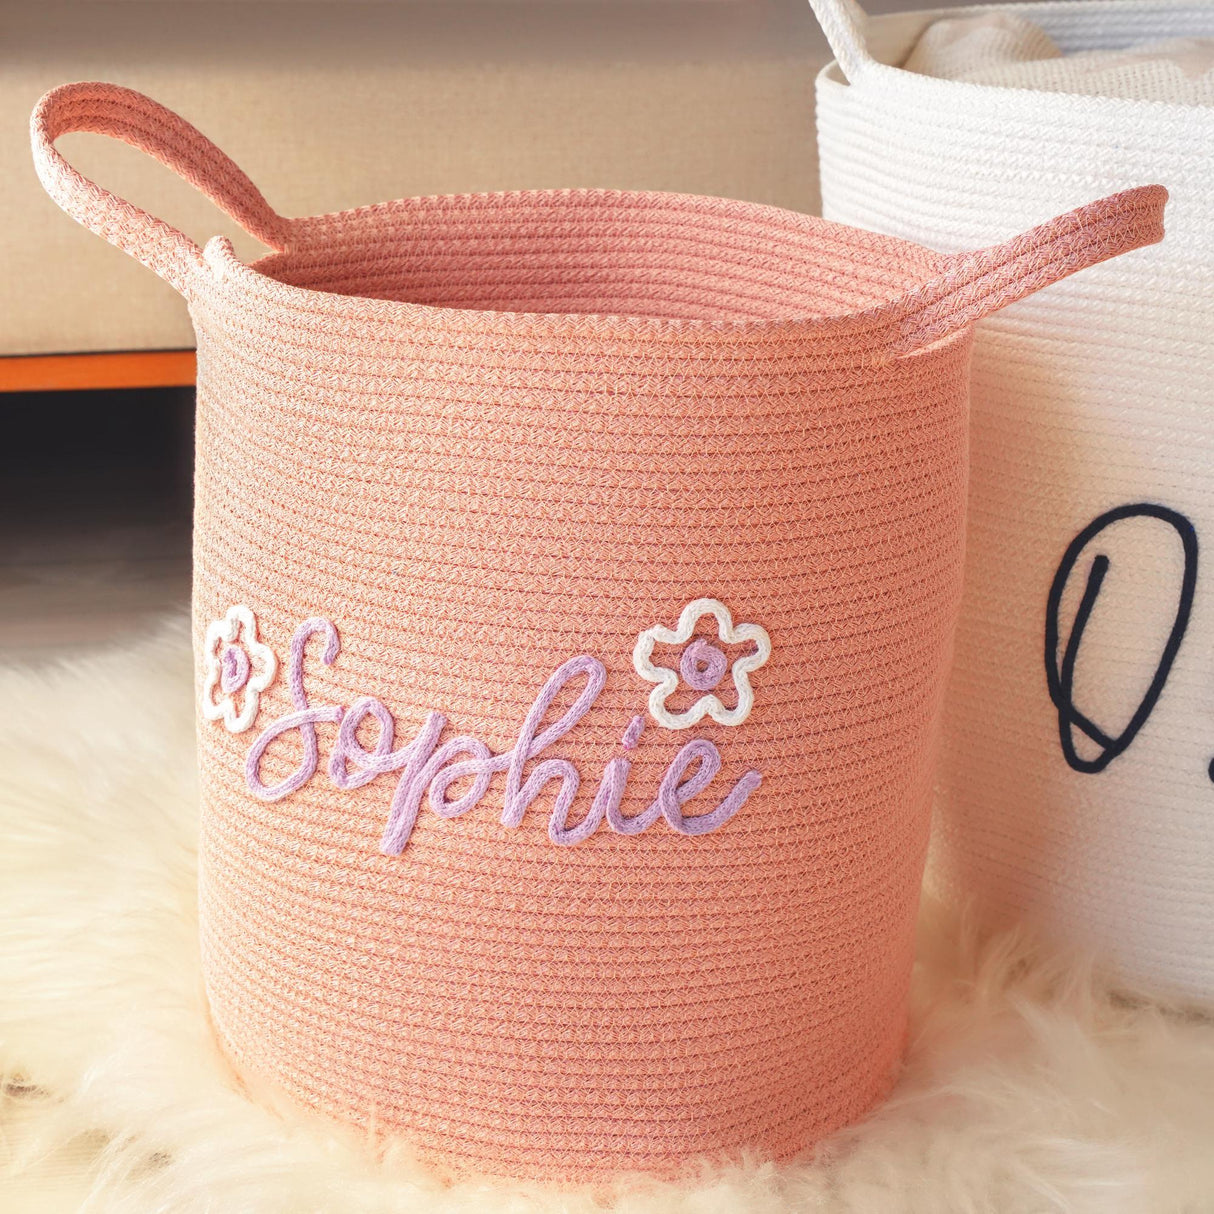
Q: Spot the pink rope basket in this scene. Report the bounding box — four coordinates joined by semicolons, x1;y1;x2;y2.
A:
32;82;1166;1183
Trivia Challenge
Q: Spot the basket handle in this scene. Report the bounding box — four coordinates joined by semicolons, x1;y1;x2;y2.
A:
888;186;1168;357
31;82;292;298
807;0;874;82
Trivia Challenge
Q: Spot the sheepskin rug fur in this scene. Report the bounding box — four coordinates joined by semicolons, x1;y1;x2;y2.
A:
3;617;1214;1214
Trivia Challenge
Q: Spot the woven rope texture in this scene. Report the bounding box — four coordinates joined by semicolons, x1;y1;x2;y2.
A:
32;80;1166;1181
813;0;1214;1007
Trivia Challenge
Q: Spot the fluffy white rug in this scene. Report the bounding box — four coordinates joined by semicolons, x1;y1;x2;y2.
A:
2;618;1214;1214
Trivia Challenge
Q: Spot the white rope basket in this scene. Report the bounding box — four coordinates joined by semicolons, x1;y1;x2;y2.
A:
810;0;1214;1006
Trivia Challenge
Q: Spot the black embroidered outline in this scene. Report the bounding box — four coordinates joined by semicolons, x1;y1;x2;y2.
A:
1044;503;1198;775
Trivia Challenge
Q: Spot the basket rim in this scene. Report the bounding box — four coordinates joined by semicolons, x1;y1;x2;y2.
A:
202;186;959;344
817;0;1214;123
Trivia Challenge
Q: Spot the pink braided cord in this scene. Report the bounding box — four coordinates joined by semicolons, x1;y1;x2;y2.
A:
30;82;291;295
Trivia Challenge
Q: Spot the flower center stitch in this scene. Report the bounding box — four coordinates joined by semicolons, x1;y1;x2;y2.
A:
680;638;728;692
220;644;251;695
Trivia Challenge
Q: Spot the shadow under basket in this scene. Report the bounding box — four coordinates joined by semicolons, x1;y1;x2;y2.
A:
32;81;1166;1182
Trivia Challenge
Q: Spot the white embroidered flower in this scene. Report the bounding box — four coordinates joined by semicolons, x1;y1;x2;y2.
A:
633;598;771;730
201;605;278;733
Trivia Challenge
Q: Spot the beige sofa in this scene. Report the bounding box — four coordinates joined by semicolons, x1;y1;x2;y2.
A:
5;0;834;363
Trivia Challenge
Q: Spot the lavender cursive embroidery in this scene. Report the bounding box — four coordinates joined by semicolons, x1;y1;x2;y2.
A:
243;618;763;852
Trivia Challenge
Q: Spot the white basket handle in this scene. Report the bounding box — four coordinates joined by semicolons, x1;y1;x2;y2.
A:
808;0;875;81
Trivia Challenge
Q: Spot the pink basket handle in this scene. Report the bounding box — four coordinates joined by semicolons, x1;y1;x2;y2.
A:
31;82;292;297
887;185;1168;357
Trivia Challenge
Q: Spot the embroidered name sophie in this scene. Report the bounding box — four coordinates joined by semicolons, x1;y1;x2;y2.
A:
201;601;769;852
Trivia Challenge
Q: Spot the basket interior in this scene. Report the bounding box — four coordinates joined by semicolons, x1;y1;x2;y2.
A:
252;191;941;324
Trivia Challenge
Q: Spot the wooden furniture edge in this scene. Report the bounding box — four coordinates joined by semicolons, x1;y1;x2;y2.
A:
0;350;196;393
